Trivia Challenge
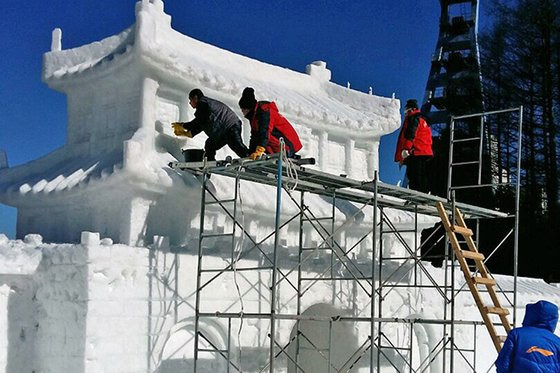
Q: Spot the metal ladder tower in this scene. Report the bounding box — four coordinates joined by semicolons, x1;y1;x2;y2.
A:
422;0;486;198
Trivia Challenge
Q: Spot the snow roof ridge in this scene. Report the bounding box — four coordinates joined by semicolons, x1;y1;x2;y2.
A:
43;26;135;81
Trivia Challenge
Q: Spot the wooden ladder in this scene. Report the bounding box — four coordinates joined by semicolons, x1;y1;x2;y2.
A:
436;202;512;352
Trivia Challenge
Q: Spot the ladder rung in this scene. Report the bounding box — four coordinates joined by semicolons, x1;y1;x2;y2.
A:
453;137;481;143
451;225;473;236
472;276;496;286
461;250;484;260
451;161;480;166
485;307;510;316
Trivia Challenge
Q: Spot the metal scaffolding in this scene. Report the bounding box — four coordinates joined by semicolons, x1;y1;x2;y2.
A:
167;105;521;372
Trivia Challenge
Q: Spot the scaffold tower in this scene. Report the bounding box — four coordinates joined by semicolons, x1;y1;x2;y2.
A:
166;105;522;373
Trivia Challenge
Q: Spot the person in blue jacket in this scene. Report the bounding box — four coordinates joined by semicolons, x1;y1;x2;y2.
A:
495;300;560;372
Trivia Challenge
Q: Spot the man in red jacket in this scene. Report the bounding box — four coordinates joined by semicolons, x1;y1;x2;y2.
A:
394;99;433;193
238;87;302;160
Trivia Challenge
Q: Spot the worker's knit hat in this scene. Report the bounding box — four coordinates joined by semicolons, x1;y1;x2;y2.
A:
405;99;418;110
239;87;257;109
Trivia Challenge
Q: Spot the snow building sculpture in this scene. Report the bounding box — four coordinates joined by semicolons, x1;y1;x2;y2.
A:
0;0;401;246
5;2;556;373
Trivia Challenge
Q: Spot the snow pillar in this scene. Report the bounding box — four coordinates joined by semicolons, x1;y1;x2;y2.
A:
318;131;329;171
51;28;62;52
345;139;354;177
137;77;160;151
367;142;379;180
119;197;153;246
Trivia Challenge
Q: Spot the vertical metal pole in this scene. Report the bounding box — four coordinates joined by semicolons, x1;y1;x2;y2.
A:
227;319;232;373
194;171;208;372
331;192;336;304
328;320;333;371
377;206;384;373
473;324;477;373
478;115;484;185
513;106;523;326
371;172;378;373
231;172;240;266
450;192;456;373
174;253;179;323
447;117;456;199
414;205;418;287
229;172;240;371
409;323;414;373
296;191;305;369
269;156;283;372
147;248;154;371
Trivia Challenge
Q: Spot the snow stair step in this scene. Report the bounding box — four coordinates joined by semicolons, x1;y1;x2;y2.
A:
461;250;485;261
472;276;496;286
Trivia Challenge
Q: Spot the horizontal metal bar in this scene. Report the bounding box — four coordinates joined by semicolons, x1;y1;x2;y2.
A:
198;348;228;353
198;312;486;325
451;161;479;166
381;229;418;234
201;232;234;238
450;182;516;190
206;198;236;205
300;276;373;281
200;266;274;273
452;137;481;143
302;217;334;222
452;107;521;120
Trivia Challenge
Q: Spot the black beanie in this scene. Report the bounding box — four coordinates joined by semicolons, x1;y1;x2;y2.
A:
239;87;257;109
189;88;204;99
405;99;418;110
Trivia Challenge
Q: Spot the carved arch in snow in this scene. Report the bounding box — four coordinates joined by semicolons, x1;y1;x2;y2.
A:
155;317;230;372
286;303;360;372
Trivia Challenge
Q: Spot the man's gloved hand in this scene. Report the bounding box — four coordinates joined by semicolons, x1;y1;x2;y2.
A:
401;149;410;160
249;146;266;160
172;122;192;138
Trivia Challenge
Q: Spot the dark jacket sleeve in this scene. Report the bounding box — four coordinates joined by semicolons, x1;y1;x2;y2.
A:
404;113;420;142
255;106;271;148
181;101;210;136
495;332;516;373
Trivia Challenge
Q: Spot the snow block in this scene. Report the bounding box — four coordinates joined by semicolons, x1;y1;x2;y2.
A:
0;234;8;246
100;238;113;246
305;61;331;81
23;234;43;245
80;231;100;246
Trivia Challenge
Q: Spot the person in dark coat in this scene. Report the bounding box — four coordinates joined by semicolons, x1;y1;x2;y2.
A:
495;300;560;373
394;99;433;193
238;87;302;160
172;89;249;161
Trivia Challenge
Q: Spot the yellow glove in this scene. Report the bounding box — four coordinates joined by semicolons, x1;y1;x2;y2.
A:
172;122;193;138
249;146;266;160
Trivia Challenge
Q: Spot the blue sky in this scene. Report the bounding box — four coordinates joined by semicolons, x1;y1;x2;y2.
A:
0;1;492;238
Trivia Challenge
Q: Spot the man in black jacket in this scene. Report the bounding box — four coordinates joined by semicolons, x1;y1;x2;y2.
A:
172;89;249;161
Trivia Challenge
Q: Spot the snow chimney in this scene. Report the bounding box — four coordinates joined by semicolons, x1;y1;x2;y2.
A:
51;28;62;52
305;61;331;82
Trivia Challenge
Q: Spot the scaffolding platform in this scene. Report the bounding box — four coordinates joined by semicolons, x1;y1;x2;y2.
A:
170;155;509;220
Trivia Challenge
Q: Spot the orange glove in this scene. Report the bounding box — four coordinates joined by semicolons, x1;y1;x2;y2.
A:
172;122;192;137
249;146;266;160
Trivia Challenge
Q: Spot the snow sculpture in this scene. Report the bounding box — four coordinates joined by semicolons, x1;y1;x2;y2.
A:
0;0;400;246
